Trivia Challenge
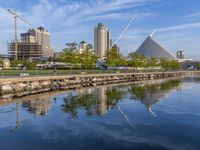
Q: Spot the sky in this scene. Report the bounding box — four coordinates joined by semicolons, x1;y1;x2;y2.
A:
0;0;200;59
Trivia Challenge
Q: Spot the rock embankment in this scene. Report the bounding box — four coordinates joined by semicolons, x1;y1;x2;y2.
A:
0;71;199;100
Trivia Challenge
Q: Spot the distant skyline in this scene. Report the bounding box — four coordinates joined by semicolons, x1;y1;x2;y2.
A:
0;0;200;59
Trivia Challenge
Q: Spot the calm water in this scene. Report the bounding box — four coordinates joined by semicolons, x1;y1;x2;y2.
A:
0;77;200;150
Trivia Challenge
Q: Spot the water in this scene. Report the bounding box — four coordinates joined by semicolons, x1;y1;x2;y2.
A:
0;77;200;150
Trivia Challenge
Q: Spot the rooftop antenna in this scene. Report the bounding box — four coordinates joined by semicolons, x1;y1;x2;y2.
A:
150;28;158;37
109;15;137;51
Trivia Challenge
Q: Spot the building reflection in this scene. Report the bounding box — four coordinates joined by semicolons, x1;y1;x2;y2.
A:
0;79;183;132
22;97;51;116
21;79;181;119
95;86;108;115
5;79;182;120
129;79;182;116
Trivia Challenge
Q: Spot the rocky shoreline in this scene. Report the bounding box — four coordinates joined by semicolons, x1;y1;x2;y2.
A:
0;71;199;100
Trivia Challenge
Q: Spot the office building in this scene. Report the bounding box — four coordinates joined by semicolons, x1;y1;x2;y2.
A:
94;23;111;60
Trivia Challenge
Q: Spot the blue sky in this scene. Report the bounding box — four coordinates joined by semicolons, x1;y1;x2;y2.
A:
0;0;200;59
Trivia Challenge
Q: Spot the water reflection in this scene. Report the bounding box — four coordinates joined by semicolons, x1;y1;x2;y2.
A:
0;78;182;125
22;98;51;116
59;79;182;119
129;80;181;116
61;86;126;118
1;78;200;150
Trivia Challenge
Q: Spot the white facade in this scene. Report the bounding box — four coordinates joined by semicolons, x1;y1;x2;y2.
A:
21;27;54;57
78;41;88;54
177;51;185;59
94;23;111;60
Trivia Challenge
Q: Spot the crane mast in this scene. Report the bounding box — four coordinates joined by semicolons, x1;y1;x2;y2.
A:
14;10;18;60
8;9;31;60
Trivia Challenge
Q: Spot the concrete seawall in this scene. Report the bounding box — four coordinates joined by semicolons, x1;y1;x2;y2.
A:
0;71;200;100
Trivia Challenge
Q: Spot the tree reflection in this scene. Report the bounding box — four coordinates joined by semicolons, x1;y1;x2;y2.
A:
61;86;126;119
61;80;182;118
18;79;182;119
129;79;181;116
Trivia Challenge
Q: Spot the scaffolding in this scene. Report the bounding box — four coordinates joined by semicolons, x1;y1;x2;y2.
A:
8;42;42;60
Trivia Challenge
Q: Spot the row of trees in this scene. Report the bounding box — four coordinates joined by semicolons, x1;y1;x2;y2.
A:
5;42;180;70
59;42;181;70
126;52;180;70
11;60;40;69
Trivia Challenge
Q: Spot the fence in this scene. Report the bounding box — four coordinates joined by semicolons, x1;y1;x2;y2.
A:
0;69;179;77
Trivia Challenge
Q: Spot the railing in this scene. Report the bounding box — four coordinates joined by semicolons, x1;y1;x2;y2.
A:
0;69;193;77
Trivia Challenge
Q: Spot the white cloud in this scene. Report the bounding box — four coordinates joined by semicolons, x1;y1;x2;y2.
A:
159;22;200;33
185;12;200;18
0;0;160;53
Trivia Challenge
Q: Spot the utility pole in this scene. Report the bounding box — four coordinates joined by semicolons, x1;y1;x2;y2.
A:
8;9;31;60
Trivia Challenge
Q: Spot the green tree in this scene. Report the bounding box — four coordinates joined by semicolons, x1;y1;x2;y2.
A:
128;53;147;68
66;42;78;52
79;44;97;69
0;56;2;66
61;49;78;64
11;60;37;69
170;60;180;70
148;57;159;68
160;58;180;70
60;42;81;68
197;63;200;70
11;60;21;68
22;60;37;69
106;45;123;67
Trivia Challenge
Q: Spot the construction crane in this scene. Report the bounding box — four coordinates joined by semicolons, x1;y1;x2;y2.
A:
8;9;31;60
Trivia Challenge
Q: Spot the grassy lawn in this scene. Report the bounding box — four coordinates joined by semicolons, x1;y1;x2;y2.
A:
0;69;133;76
0;69;182;77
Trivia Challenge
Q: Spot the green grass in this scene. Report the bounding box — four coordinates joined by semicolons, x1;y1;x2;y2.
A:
0;69;134;76
0;69;184;77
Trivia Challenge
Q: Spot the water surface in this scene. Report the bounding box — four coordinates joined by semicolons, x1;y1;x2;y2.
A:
0;77;200;150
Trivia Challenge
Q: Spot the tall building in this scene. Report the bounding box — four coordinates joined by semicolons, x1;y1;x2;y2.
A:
94;23;111;60
177;51;185;59
21;27;54;58
78;41;92;54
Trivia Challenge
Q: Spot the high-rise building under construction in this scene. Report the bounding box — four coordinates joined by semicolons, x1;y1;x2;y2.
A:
21;27;54;58
8;27;54;60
